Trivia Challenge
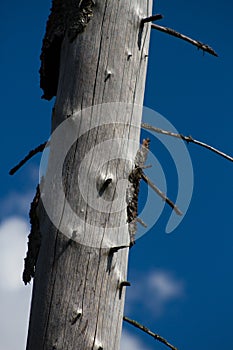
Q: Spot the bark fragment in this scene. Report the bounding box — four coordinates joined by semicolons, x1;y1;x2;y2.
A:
127;139;150;246
40;0;95;100
23;185;41;285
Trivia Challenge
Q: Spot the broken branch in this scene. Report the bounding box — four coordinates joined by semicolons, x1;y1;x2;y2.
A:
123;316;178;350
151;23;218;57
141;14;163;24
9;141;48;175
136;217;147;228
141;172;183;216
141;123;233;163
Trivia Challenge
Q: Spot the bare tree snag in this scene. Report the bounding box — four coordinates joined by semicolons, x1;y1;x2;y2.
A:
26;1;152;350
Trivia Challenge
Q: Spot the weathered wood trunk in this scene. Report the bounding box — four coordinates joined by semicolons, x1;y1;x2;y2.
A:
26;1;152;349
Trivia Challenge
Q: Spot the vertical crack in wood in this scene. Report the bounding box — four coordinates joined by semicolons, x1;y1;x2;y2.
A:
126;139;150;246
22;184;41;285
40;0;95;100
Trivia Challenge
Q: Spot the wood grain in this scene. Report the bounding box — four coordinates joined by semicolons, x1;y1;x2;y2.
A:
26;1;152;349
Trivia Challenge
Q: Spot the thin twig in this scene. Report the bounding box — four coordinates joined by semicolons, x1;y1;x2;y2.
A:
123;316;178;350
9;141;48;175
141;172;183;216
141;123;233;163
151;23;218;57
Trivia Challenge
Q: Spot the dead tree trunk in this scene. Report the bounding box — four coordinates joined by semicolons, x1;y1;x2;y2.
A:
26;1;152;349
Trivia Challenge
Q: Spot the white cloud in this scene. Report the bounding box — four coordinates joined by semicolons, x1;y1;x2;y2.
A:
125;269;185;317
148;270;184;301
0;217;32;350
121;331;152;350
0;217;30;290
0;287;32;350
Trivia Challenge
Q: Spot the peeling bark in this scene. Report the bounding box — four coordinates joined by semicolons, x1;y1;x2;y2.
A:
127;138;150;246
23;184;41;285
40;0;95;100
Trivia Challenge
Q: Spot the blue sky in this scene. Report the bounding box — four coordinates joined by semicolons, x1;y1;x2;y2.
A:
1;0;233;349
